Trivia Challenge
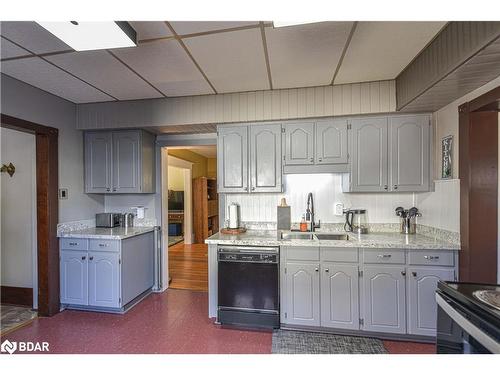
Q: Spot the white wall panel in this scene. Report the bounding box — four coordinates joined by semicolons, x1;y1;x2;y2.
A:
77;80;396;129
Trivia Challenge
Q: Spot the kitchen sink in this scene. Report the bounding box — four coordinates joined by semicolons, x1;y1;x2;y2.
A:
314;233;350;241
280;232;315;240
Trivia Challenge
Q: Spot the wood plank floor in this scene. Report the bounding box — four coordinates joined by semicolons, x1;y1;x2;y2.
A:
168;242;208;292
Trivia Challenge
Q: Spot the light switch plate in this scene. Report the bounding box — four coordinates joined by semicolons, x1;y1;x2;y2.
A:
58;188;68;200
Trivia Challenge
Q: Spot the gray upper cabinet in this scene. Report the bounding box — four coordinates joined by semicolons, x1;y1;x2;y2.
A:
84;130;155;194
389;115;430;192
283;262;320;326
320;263;359;330
249;123;282;193
217;125;248;193
85;132;112;193
349;117;389;192
407;267;455;336
315;119;348;165
363;265;406;334
284;122;315;165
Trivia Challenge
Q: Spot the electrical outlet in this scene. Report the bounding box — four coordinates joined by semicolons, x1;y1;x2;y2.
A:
58;188;68;200
334;202;344;216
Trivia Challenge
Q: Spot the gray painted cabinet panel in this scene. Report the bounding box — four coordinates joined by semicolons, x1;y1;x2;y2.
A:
363;265;406;334
321;263;359;330
113;130;140;193
315;119;348;164
249;123;282;192
389;115;430;192
284;262;320;326
217;126;248;193
85;132;112;193
284;122;315;165
407;267;455;336
88;251;120;308
350;117;389;192
60;250;88;306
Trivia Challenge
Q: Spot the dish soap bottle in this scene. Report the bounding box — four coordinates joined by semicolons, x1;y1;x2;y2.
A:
300;214;308;232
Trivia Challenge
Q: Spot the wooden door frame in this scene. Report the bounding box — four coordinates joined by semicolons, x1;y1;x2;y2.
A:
1;113;59;316
459;85;500;283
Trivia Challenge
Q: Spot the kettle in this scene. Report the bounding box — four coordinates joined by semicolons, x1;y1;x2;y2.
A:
227;203;240;229
344;209;368;234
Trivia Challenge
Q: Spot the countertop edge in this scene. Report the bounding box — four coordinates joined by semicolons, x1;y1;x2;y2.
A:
58;227;156;240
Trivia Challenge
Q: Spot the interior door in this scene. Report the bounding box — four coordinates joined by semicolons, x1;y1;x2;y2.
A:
217;126;248;193
350;117;388;192
389;115;430;192
85;131;112;193
249;123;282;193
284;123;315;165
315;119;348;164
60;250;88;306
112;131;140;193
88;251;120;308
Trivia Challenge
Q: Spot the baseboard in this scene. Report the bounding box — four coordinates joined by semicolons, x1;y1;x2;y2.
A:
1;285;33;307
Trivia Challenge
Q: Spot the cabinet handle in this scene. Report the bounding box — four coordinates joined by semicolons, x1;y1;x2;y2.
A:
106;188;110;192
325;268;329;273
251;187;255;191
98;243;108;247
401;271;406;276
424;255;439;260
412;271;417;277
112;188;117;192
384;185;388;190
393;185;398;190
319;158;323;162
89;256;94;261
315;268;319;272
69;242;77;246
81;256;86;260
377;254;392;258
244;187;248;191
310;158;314;162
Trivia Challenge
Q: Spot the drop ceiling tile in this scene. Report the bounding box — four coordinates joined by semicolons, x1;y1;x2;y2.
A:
1;36;31;59
129;21;173;41
1;57;113;103
46;50;162;100
184;28;269;93
112;39;213;96
0;21;72;54
335;21;446;84
170;21;259;35
266;22;353;89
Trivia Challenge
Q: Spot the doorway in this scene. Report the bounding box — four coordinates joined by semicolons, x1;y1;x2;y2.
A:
161;145;217;292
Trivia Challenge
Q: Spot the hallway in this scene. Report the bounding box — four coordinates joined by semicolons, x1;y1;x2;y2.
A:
168;242;208;292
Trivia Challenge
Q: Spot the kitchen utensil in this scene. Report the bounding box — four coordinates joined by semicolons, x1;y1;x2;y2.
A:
396;206;421;234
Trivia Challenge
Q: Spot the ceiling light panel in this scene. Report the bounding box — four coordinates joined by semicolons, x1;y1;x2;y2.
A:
266;21;353;89
183;28;269;93
1;57;113;103
335;21;446;84
37;22;136;51
170;21;259;35
0;21;71;54
0;37;31;59
112;39;214;96
46;50;163;100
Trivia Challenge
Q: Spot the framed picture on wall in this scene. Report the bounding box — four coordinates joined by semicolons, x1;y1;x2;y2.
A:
441;135;453;179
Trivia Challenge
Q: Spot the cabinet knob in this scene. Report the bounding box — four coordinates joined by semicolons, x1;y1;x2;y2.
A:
325;268;329;273
384;185;388;190
310;158;314;162
89;256;94;261
82;256;86;260
244;187;248;191
251;187;255;191
319;158;322;162
412;271;417;277
401;271;406;276
106;188;110;192
393;185;398;190
112;188;117;192
315;268;319;272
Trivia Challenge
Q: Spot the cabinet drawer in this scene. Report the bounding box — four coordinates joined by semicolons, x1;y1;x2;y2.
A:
61;238;88;250
408;250;454;266
320;247;358;263
284;246;319;261
89;239;120;252
363;249;405;264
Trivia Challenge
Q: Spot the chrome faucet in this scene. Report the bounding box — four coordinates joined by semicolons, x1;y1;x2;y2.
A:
305;192;320;232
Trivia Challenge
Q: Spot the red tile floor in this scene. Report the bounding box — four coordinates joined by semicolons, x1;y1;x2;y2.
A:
2;289;435;354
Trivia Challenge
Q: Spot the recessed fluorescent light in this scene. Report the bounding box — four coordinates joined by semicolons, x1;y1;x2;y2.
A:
273;21;323;28
36;21;137;51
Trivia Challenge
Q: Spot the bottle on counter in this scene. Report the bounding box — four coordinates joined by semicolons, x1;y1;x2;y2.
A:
300;214;308;232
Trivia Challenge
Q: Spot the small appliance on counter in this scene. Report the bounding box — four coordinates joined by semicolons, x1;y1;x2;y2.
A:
122;212;135;228
221;202;246;234
96;213;121;228
395;206;421;234
344;209;368;234
436;281;500;354
277;198;291;230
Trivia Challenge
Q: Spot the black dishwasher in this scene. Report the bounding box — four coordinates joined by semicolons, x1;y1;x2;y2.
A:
217;246;280;329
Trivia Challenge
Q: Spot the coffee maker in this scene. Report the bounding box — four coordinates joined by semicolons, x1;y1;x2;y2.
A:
344;209;368;234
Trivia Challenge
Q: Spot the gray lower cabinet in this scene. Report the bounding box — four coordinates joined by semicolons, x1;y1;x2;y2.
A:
60;250;88;306
320;263;359;330
283;262;320;326
249;123;282;192
88;251;120;308
407;267;455;336
84;130;155;194
362;265;406;334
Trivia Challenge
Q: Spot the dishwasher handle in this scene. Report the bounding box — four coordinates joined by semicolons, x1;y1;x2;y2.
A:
218;246;279;254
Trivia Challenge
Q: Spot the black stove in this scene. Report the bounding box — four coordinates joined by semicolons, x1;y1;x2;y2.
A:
436;281;500;354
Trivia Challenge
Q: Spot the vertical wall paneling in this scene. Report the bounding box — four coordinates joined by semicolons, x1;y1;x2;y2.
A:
333;85;342;116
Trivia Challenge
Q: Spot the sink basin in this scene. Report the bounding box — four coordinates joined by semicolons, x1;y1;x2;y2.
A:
280;232;315;240
314;233;350;241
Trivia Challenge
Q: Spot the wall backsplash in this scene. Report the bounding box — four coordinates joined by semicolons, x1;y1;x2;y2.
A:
224;174;415;225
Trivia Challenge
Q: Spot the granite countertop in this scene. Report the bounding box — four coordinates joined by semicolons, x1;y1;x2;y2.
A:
205;230;460;250
58;226;156;240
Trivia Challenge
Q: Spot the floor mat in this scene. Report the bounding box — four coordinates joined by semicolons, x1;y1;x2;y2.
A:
272;330;388;354
168;236;183;247
1;304;37;336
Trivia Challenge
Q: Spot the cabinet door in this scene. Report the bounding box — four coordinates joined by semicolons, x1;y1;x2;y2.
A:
363;265;406;334
350;118;388;192
88;252;120;308
85;132;112;193
315;119;348;164
321;263;359;330
217;126;248;193
284;123;315;165
249;123;282;192
389;115;430;192
283;262;320;326
60;250;88;306
112;131;141;193
408;267;455;336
